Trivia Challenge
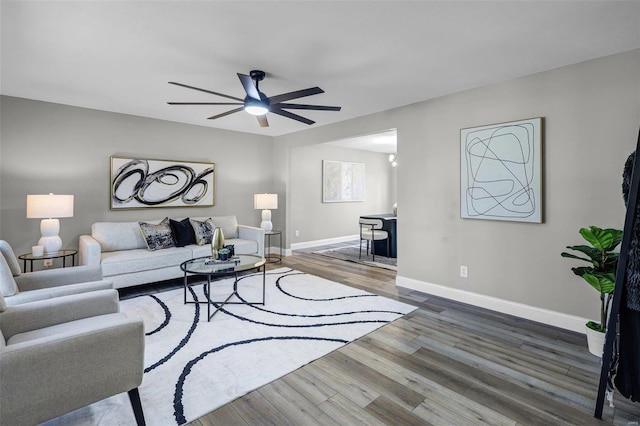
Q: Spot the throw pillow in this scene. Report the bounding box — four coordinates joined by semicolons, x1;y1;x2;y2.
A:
190;218;215;245
170;218;196;247
139;218;176;251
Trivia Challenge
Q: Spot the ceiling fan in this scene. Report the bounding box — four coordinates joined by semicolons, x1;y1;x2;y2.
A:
167;70;341;128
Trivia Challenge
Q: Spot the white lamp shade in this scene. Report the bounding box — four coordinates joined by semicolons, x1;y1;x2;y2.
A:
254;193;278;210
27;194;74;218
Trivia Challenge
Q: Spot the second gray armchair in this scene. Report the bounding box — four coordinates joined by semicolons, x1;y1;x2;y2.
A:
0;240;112;306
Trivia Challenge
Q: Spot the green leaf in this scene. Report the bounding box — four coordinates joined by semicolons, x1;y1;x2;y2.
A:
580;226;622;251
586;321;605;332
561;251;596;266
581;272;615;294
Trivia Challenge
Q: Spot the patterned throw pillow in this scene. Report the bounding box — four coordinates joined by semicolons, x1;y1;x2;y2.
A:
139;218;176;251
189;218;214;245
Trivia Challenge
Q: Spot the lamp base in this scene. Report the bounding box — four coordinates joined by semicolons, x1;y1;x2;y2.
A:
39;218;62;253
260;209;273;232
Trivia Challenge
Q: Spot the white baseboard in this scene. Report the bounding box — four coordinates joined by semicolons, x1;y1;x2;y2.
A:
290;235;359;251
396;275;589;334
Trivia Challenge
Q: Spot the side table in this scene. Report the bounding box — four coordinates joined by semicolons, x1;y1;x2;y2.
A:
18;249;78;272
265;230;282;263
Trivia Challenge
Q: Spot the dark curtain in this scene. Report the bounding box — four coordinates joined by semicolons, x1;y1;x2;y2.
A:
614;152;640;401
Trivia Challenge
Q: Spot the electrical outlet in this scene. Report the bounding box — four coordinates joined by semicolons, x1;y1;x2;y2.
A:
295;230;300;237
43;259;53;268
460;265;468;278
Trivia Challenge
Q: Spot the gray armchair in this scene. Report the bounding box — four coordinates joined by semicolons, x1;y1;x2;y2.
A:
0;240;112;306
0;289;146;425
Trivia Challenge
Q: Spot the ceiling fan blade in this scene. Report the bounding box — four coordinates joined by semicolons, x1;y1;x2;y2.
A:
167;102;243;105
169;82;244;102
270;106;315;125
207;107;244;120
256;115;269;127
237;73;261;100
276;103;341;111
267;87;324;104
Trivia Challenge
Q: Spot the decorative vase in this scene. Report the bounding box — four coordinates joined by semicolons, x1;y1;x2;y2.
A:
211;227;225;259
585;325;605;357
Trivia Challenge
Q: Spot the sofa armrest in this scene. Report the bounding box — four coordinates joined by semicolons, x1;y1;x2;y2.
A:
238;225;265;257
79;234;102;266
14;265;104;291
0;289;120;340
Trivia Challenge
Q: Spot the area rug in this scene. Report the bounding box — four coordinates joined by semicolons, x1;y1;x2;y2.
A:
313;244;397;270
44;268;415;425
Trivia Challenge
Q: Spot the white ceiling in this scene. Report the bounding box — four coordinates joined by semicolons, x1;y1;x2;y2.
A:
325;129;397;154
1;1;639;137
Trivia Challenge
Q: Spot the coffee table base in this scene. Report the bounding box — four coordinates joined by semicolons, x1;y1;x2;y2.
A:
183;267;266;321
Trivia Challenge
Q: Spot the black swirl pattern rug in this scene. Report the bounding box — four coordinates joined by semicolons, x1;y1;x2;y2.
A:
44;268;415;426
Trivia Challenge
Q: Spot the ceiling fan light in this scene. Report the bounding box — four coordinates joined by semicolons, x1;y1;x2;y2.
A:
244;99;269;116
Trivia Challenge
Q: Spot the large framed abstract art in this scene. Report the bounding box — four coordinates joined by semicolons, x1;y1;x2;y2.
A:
322;160;365;203
110;157;215;210
460;117;543;223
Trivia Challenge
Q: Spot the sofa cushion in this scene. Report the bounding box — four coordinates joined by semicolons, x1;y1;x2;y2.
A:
100;247;192;277
170;218;196;247
210;216;239;239
139;218;175;251
92;221;149;252
190;218;214;245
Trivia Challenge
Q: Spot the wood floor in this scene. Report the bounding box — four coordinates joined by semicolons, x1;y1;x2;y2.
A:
180;244;640;425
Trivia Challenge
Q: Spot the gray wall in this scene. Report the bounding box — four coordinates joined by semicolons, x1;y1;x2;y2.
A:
289;143;394;244
0;97;273;256
1;49;638;329
274;49;640;325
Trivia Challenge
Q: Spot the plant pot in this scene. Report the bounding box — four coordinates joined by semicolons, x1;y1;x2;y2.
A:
585;325;606;357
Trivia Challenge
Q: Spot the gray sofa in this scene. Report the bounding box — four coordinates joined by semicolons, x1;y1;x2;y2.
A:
79;215;264;288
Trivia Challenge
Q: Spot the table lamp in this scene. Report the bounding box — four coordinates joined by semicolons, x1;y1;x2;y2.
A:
254;193;277;232
26;193;74;254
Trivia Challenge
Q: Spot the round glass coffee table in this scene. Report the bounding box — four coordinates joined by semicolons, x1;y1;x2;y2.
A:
180;254;266;321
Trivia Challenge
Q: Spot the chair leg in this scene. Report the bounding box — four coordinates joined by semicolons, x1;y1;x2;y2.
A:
371;240;375;262
128;388;146;426
359;239;363;259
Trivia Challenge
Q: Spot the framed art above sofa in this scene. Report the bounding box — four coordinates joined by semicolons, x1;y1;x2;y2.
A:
110;156;215;210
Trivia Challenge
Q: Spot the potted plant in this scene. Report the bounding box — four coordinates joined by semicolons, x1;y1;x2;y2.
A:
561;225;623;356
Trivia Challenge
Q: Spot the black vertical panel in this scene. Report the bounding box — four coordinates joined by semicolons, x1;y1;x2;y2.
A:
595;127;640;418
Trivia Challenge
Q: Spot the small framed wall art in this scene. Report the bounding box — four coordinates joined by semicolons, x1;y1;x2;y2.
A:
322;160;365;203
110;156;215;209
460;117;543;223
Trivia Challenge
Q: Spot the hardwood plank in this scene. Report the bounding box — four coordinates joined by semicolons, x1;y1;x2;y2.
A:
321;350;427;411
257;380;337;425
281;367;338;406
304;359;380;408
318;393;387;426
365;395;431;426
226;390;294;426
416;390;517;426
188;404;248;426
